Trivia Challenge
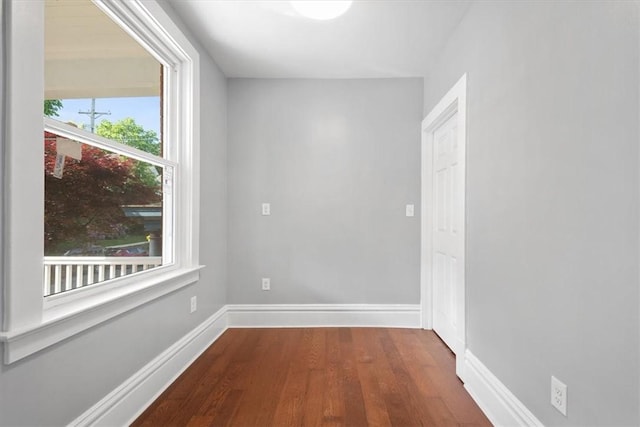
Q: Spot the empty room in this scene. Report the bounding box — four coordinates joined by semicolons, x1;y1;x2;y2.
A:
1;0;639;426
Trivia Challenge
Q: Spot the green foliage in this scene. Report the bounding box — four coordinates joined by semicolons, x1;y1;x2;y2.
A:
96;118;162;188
44;99;63;117
96;118;160;155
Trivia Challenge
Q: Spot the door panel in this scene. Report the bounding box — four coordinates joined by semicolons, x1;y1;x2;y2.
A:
431;111;463;354
436;168;448;231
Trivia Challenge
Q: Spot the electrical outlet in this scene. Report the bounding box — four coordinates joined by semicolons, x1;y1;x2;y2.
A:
190;296;197;313
551;376;567;416
262;278;270;291
262;203;271;216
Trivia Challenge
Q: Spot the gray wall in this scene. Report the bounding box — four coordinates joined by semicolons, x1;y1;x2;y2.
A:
423;1;639;425
0;3;228;425
228;78;423;304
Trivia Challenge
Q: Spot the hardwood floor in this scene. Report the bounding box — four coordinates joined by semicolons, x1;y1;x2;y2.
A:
132;328;492;427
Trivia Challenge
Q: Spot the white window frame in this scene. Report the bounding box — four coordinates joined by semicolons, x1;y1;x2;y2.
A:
0;0;201;364
42;117;177;301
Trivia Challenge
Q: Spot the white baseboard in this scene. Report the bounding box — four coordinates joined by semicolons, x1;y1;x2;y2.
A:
464;350;543;427
70;303;419;426
226;304;421;328
69;306;229;427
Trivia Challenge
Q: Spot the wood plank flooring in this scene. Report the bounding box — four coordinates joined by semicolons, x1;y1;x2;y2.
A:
132;328;492;427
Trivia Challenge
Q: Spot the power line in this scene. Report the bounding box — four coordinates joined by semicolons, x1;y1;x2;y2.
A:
79;98;111;132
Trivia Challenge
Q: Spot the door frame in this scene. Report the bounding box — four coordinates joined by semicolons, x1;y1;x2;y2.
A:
420;73;467;378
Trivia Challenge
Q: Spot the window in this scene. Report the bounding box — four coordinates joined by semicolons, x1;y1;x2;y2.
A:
43;1;173;296
0;0;201;363
43;123;174;296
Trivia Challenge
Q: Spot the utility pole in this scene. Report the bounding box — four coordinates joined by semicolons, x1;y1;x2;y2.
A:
79;98;110;132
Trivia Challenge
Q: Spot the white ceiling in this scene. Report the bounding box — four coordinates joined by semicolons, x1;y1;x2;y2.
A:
168;0;471;78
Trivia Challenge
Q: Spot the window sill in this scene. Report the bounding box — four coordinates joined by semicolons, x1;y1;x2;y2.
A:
0;265;203;364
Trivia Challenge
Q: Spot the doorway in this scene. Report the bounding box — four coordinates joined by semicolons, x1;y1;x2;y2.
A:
421;74;467;379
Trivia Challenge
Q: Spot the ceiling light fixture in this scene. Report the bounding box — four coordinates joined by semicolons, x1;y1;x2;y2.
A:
290;1;352;20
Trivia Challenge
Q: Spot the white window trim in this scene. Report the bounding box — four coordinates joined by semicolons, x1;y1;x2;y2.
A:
0;0;202;364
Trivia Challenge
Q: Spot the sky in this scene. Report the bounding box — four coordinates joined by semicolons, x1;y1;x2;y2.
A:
55;97;161;136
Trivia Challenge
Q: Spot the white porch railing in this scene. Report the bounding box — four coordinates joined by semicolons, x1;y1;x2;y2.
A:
43;256;163;297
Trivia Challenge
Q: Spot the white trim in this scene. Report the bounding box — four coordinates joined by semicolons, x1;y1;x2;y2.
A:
464;350;544;427
3;0;47;334
1;0;201;364
226;304;421;328
67;303;421;425
93;0;184;69
62;307;543;427
44;118;175;168
1;267;202;364
69;306;229;427
0;0;5;330
420;73;467;377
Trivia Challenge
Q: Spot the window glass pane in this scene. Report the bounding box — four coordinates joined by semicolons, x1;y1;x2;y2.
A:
43;0;168;296
53;98;162;156
44;130;165;296
44;0;162;155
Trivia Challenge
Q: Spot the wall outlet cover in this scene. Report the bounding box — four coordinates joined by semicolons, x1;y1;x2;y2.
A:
551;375;567;416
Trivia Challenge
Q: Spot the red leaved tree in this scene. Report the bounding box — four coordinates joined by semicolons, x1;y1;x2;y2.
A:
44;131;160;252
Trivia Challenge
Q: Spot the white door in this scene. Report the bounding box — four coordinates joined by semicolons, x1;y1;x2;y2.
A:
431;111;463;353
421;74;467;379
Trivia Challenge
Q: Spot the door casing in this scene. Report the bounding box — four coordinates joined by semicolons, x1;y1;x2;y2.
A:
420;73;467;379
